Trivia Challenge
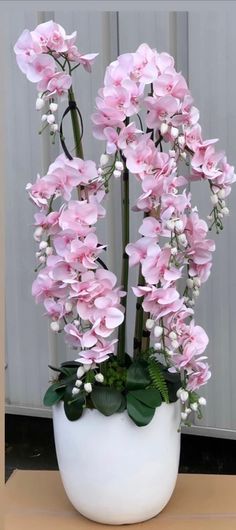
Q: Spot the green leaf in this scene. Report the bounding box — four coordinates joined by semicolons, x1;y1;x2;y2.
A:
117;394;127;413
129;388;162;408
127;393;155;427
91;386;122;416
61;361;80;368
148;359;169;403
43;383;65;407
63;383;85;421
126;361;150;390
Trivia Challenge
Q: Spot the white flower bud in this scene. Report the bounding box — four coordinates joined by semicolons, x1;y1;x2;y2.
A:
95;373;104;383
169;149;176;158
97;167;103;175
171;247;178;256
211;194;218;205
198;397;207;406
180;152;187;160
181;412;188;421
188;299;195;306
146;318;155;330
207;214;213;220
83;364;91;373
154;342;162;350
50;123;58;133
178;233;188;247
166;219;175;231
169;331;177;341
179;390;189;402
170;126;179;139
166;349;174;356
113;169;121;178
100;154;109;167
154;326;163;338
72;387;80;396
185;407;191;415
115;161;124;171
41;114;48;122
75;379;82;388
76;366;85;379
190;402;198;412
84;382;92;393
193;287;200;298
178;135;185;148
50;321;59;332
171;340;179;350
39;255;46;264
34;226;43;240
39;240;48;250
35;251;41;258
47;114;55;124
221;207;229;216
49;102;58;112
175;220;184;233
218;189;225;199
193;277;201;288
74;319;79;326
65;302;73;313
218;212;224;219
46;246;53;256
160;122;169;135
36;97;45;110
186;278;194;289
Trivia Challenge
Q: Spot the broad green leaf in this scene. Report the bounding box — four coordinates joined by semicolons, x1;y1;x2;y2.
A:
129;388;162;408
126;361;150;390
63;383;85;421
117;394;127;413
91;386;122;416
127;394;155;427
43;384;65;407
61;361;80;368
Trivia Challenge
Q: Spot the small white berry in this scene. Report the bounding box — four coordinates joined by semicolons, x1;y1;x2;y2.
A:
221;207;229;216
115;161;124;171
166;219;175;231
45;246;53;256
76;367;85;379
49;102;58;113
218;189;225;199
95;373;104;383
36;97;45;110
175;219;184;233
72;387;80;396
170;126;179;139
65;302;73;313
198;397;207;406
47;114;55;124
113;169;121;178
154;326;163;338
50;321;59;332
41;114;48;122
100;154;110;167
186;278;194;289
190;402;198;412
75;379;82;388
84;382;92;393
160;122;169;135
146;318;155;330
211;194;218;205
39;240;48;250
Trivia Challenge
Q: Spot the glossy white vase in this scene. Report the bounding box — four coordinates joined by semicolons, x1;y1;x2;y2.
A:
53;400;181;525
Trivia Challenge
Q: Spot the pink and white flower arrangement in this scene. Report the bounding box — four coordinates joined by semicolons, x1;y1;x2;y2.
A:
14;22;236;426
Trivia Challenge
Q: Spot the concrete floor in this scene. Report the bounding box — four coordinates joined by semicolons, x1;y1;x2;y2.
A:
5;414;236;481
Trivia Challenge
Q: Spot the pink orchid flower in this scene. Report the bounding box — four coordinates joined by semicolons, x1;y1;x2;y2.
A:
76;338;117;365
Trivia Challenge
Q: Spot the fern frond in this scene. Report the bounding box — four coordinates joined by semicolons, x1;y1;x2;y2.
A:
148;359;169;404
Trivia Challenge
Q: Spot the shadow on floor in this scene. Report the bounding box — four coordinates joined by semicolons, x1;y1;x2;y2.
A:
5;414;236;481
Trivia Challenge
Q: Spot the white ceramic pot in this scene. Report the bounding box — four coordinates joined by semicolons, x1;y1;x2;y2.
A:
53;400;181;525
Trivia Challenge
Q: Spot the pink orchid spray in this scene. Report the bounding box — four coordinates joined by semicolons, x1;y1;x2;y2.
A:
14;23;236;425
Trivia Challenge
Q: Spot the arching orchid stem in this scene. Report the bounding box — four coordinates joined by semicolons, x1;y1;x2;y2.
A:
68;87;84;160
117;148;130;365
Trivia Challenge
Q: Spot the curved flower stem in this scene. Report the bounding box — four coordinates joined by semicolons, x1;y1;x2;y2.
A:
68;87;84;160
117;154;130;365
133;265;144;359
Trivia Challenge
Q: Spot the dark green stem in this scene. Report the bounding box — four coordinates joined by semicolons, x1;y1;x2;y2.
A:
68;87;84;160
117;160;129;365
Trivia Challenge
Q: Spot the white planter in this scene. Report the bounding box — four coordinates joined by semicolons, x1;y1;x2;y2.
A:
53;400;181;525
